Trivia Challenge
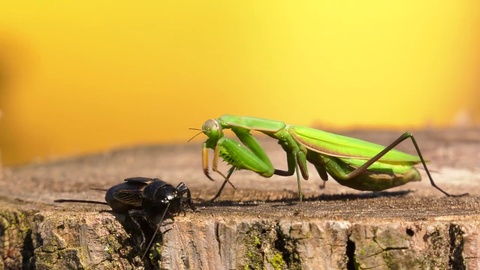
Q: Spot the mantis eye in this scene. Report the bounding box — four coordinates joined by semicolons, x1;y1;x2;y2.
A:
202;119;222;140
202;119;216;132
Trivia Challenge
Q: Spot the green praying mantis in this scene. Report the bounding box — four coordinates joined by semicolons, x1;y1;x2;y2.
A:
198;115;467;201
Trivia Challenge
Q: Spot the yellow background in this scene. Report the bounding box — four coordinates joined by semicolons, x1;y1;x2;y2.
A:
1;1;479;165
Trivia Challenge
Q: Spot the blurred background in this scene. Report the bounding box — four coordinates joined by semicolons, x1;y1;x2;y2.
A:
0;1;479;166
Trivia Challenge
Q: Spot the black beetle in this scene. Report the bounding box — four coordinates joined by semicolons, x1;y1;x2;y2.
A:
55;177;195;216
55;177;196;258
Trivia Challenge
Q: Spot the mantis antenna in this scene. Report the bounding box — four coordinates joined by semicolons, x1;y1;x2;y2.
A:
187;128;203;142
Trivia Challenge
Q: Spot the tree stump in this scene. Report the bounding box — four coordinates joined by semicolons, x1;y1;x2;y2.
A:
1;128;479;269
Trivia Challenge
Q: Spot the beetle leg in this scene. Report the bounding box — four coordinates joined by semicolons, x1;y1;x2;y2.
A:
176;182;197;212
125;211;148;251
142;203;171;259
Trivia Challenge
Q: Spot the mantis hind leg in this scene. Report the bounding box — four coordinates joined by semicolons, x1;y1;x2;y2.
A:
403;133;468;197
341;132;467;197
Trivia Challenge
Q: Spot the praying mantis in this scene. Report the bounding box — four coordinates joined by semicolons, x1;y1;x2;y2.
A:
199;115;467;201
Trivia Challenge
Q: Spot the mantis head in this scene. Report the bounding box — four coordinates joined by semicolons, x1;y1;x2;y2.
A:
202;119;224;143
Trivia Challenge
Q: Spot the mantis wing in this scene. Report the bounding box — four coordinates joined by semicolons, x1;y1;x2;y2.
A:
290;126;421;165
